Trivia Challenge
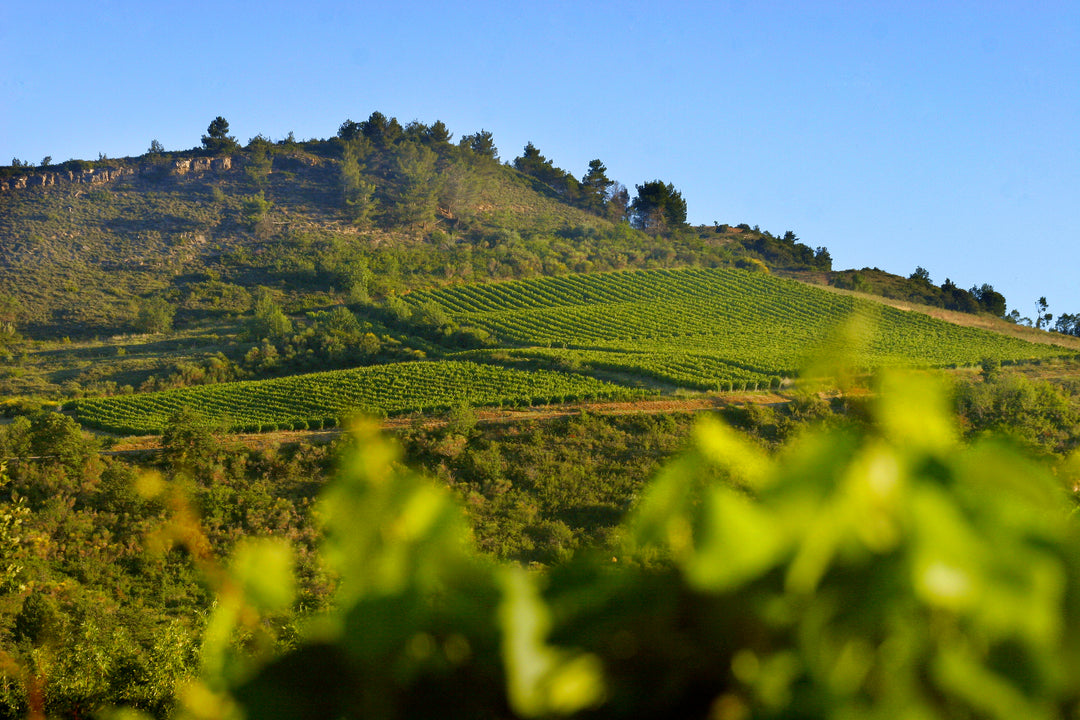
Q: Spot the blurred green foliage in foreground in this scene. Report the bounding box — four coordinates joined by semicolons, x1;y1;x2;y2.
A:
149;373;1080;719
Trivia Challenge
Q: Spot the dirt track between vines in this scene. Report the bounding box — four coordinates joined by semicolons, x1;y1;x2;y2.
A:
106;392;791;454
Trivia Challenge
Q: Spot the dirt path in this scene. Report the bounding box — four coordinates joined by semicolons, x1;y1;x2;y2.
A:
106;392;790;454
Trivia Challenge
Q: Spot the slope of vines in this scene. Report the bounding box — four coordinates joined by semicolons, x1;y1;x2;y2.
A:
411;267;1066;387
72;269;1071;435
71;360;648;435
463;347;780;392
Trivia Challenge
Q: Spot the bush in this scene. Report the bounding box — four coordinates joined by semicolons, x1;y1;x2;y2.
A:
240;191;272;232
734;257;769;273
134;296;176;333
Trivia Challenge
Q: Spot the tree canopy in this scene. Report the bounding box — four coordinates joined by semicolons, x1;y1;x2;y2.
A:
360;111;403;148
971;283;1007;317
910;266;932;284
460;130;498;160
513;142;557;181
201;116;240;154
631;180;687;232
337;118;362;142
580;159;614;213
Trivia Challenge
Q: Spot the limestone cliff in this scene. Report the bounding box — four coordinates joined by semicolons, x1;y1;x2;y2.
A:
0;155;234;193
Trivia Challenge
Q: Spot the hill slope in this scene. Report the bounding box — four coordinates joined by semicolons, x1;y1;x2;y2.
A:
2;115;1075;414
0;133;735;337
69;266;1073;433
419;266;1068;378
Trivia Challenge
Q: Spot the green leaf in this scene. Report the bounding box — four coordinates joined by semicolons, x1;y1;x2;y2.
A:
687;485;789;591
230;537;295;612
319;423;474;602
693;414;772;490
499;567;605;717
876;372;957;454
934;645;1054;720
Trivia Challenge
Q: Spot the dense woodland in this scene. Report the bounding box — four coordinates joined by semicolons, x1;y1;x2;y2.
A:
2;115;1080;718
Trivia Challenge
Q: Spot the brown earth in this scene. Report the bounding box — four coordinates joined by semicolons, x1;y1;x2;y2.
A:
105;392;790;454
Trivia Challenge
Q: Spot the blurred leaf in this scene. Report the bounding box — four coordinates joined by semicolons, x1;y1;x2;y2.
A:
687;486;788;591
876;372;957;453
909;485;984;611
626;454;705;562
230;537;295;612
103;709;156;720
798;310;875;394
499;567;605;716
694;415;771;490
230;644;351;720
184;370;1080;719
175;679;243;720
319;422;474;603
934;645;1052;720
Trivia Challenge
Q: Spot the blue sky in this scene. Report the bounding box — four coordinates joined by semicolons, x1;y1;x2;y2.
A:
3;1;1077;317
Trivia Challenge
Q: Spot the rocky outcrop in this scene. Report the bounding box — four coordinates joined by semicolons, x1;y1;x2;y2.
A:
0;156;235;193
170;156;233;175
2;166;135;191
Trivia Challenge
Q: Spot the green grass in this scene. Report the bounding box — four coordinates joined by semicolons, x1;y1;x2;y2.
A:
70;359;649;434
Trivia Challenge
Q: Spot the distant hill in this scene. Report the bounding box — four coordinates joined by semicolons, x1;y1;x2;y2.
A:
68;266;1075;434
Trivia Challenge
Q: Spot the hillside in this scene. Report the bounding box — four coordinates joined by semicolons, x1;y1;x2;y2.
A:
67;266;1074;435
1;112;1076;414
4;118;1080;719
0;125;730;338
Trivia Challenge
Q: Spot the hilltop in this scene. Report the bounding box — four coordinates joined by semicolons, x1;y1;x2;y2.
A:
1;115;732;338
0;112;968;337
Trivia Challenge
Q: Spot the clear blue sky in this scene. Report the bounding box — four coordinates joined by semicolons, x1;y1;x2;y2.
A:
3;1;1077;318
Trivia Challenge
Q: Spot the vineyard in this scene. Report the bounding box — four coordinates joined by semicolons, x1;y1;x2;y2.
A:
70;360;647;435
70;268;1072;435
463;347;780;392
412;267;1068;386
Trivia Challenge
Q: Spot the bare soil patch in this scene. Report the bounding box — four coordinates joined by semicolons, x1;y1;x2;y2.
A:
106;392;791;454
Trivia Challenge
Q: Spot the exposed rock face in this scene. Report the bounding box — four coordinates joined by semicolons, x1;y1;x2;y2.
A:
170;156;232;175
0;156;235;193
